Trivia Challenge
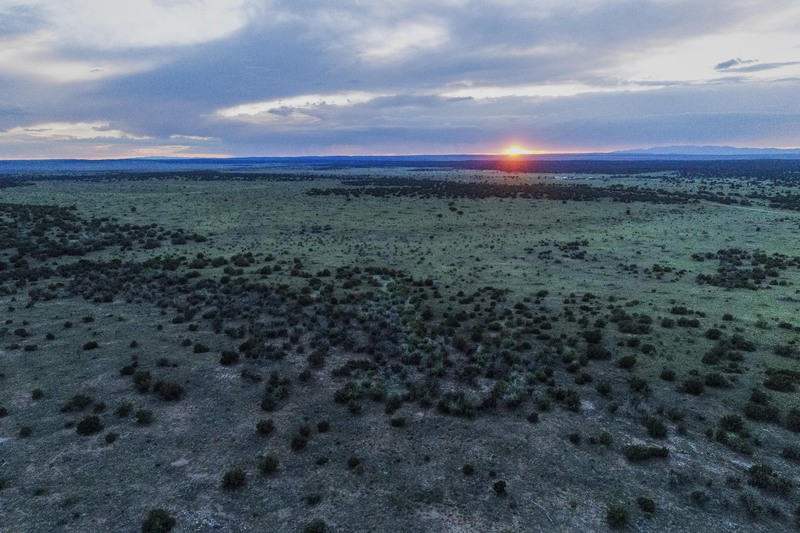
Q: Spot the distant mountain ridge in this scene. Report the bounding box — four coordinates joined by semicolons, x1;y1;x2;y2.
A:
613;145;800;156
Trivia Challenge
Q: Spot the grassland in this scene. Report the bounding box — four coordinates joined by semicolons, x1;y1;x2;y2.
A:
1;163;800;532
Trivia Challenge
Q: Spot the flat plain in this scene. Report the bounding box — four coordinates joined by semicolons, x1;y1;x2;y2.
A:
1;161;800;532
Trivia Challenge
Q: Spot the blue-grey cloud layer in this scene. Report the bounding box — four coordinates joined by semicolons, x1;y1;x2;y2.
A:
0;0;798;157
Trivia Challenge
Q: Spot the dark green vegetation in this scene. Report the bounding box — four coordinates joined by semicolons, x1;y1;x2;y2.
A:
1;163;799;531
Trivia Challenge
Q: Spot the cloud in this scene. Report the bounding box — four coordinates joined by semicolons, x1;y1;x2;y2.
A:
0;0;255;82
1;0;800;156
725;61;800;73
0;121;149;141
714;58;757;70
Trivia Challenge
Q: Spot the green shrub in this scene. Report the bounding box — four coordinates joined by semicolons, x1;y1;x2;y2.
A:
624;445;669;462
636;496;656;514
153;381;184;402
617;355;637;370
221;468;246;489
76;415;103;436
785;408;800;432
704;372;728;388
258;454;279;474
303;518;327;533
256;419;275;435
718;414;746;434
61;394;93;413
135;409;153;425
116;402;133;418
606;503;629;528
219;351;239;366
599;431;613;446
680;378;704;395
644;417;667;439
141;508;175;533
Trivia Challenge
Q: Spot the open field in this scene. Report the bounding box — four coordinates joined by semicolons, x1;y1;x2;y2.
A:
1;162;800;532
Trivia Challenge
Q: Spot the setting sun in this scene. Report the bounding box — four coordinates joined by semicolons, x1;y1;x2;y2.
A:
501;145;545;156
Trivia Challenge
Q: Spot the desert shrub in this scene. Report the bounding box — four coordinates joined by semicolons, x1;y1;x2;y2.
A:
61;394;93;413
221;468;246;489
347;456;361;469
585;344;611;360
636;496;656;514
617;355;637;370
256;419;275;435
135;409;153;425
305;493;322;506
595;380;611;396
493;480;507;496
0;406;7;417
152;380;184;402
76;415;103;436
705;328;722;340
193;343;209;354
19;426;32;438
568;432;581;445
390;416;406;427
317;420;330;433
83;341;99;350
526;412;539;424
660;367;676;381
141;508;175;533
742;402;781;423
258;454;279;474
606;503;629;528
261;372;290;411
105;432;118;444
462;463;475;475
644;417;667;439
31;389;44;400
781;446;800;461
116;402;133;418
718;414;746;434
704;372;728;388
219;351;239;366
680;378;705;395
764;370;798;392
290;434;308;452
624;445;669;462
629;377;650;396
599;431;613;446
303;519;327;533
690;490;710;506
748;464;792;496
785;408;800;432
133;370;152;393
307;350;326;368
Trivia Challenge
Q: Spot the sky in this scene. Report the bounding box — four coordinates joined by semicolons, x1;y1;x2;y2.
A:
0;0;799;158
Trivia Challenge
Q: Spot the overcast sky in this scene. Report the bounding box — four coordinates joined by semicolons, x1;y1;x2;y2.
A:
0;0;798;158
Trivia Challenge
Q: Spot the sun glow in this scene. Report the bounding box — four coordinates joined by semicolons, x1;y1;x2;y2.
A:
501;145;544;156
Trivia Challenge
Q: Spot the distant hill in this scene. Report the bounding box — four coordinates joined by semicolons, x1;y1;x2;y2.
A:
613;145;800;156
